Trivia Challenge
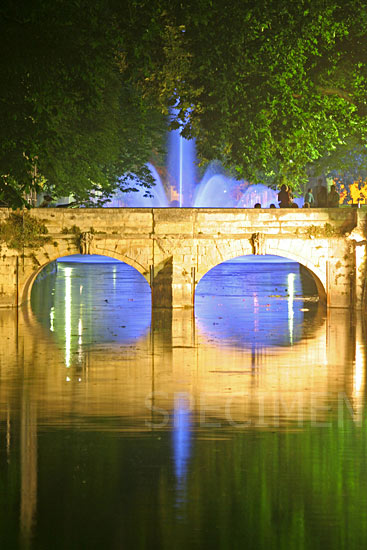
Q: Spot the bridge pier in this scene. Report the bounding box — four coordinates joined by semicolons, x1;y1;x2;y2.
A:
151;257;195;309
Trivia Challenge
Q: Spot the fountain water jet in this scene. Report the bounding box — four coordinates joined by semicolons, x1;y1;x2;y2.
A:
108;132;281;208
106;163;169;208
167;126;197;207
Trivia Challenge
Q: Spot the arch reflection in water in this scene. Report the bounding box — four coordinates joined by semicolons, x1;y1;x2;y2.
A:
195;255;320;348
31;255;152;366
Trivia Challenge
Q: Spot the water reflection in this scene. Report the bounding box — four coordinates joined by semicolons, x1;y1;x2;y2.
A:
0;259;366;549
31;259;152;370
173;393;192;512
195;256;320;348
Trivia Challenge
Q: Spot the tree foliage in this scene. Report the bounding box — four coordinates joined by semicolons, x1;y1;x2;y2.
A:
0;212;50;250
125;0;367;190
0;0;167;208
3;0;367;204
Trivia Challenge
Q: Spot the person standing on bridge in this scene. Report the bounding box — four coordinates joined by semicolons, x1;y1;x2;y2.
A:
278;184;291;208
304;188;314;207
327;184;340;207
315;179;327;207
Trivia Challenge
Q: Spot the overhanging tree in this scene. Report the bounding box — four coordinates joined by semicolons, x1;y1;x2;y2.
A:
4;0;367;206
126;0;367;191
0;0;167;208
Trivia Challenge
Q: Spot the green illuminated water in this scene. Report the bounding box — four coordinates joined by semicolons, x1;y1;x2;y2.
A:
0;259;366;549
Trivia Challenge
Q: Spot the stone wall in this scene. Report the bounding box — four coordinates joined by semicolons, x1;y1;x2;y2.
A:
0;207;365;310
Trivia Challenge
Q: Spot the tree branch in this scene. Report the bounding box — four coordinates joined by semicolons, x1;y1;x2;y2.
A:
316;86;355;105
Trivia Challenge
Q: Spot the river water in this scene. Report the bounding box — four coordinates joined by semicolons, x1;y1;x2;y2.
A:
0;256;366;549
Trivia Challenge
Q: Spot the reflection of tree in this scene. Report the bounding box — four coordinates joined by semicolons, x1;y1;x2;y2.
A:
155;419;367;549
20;390;37;548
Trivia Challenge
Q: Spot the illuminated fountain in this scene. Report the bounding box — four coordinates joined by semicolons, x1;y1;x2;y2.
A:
108;129;279;208
108;163;169;208
167;127;197;207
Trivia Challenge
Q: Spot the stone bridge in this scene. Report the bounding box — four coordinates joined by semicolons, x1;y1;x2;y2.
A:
0;207;366;309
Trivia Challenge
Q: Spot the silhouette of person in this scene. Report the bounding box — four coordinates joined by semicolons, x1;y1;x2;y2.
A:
254;203;261;208
278;184;291;208
327;184;340;207
315;179;327;207
39;194;54;207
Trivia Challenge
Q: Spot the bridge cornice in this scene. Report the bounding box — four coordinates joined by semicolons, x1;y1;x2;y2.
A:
0;206;358;235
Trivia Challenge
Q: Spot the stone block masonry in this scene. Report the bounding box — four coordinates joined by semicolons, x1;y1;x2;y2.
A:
0;207;365;310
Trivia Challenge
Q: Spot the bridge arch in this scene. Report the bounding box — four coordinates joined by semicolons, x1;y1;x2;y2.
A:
195;240;327;304
264;245;326;304
20;251;150;306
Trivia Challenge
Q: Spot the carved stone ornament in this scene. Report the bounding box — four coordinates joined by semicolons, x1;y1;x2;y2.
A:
251;232;266;255
80;231;94;255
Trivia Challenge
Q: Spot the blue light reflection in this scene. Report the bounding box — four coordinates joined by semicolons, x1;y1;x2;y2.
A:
172;394;192;510
195;255;319;348
31;257;152;357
